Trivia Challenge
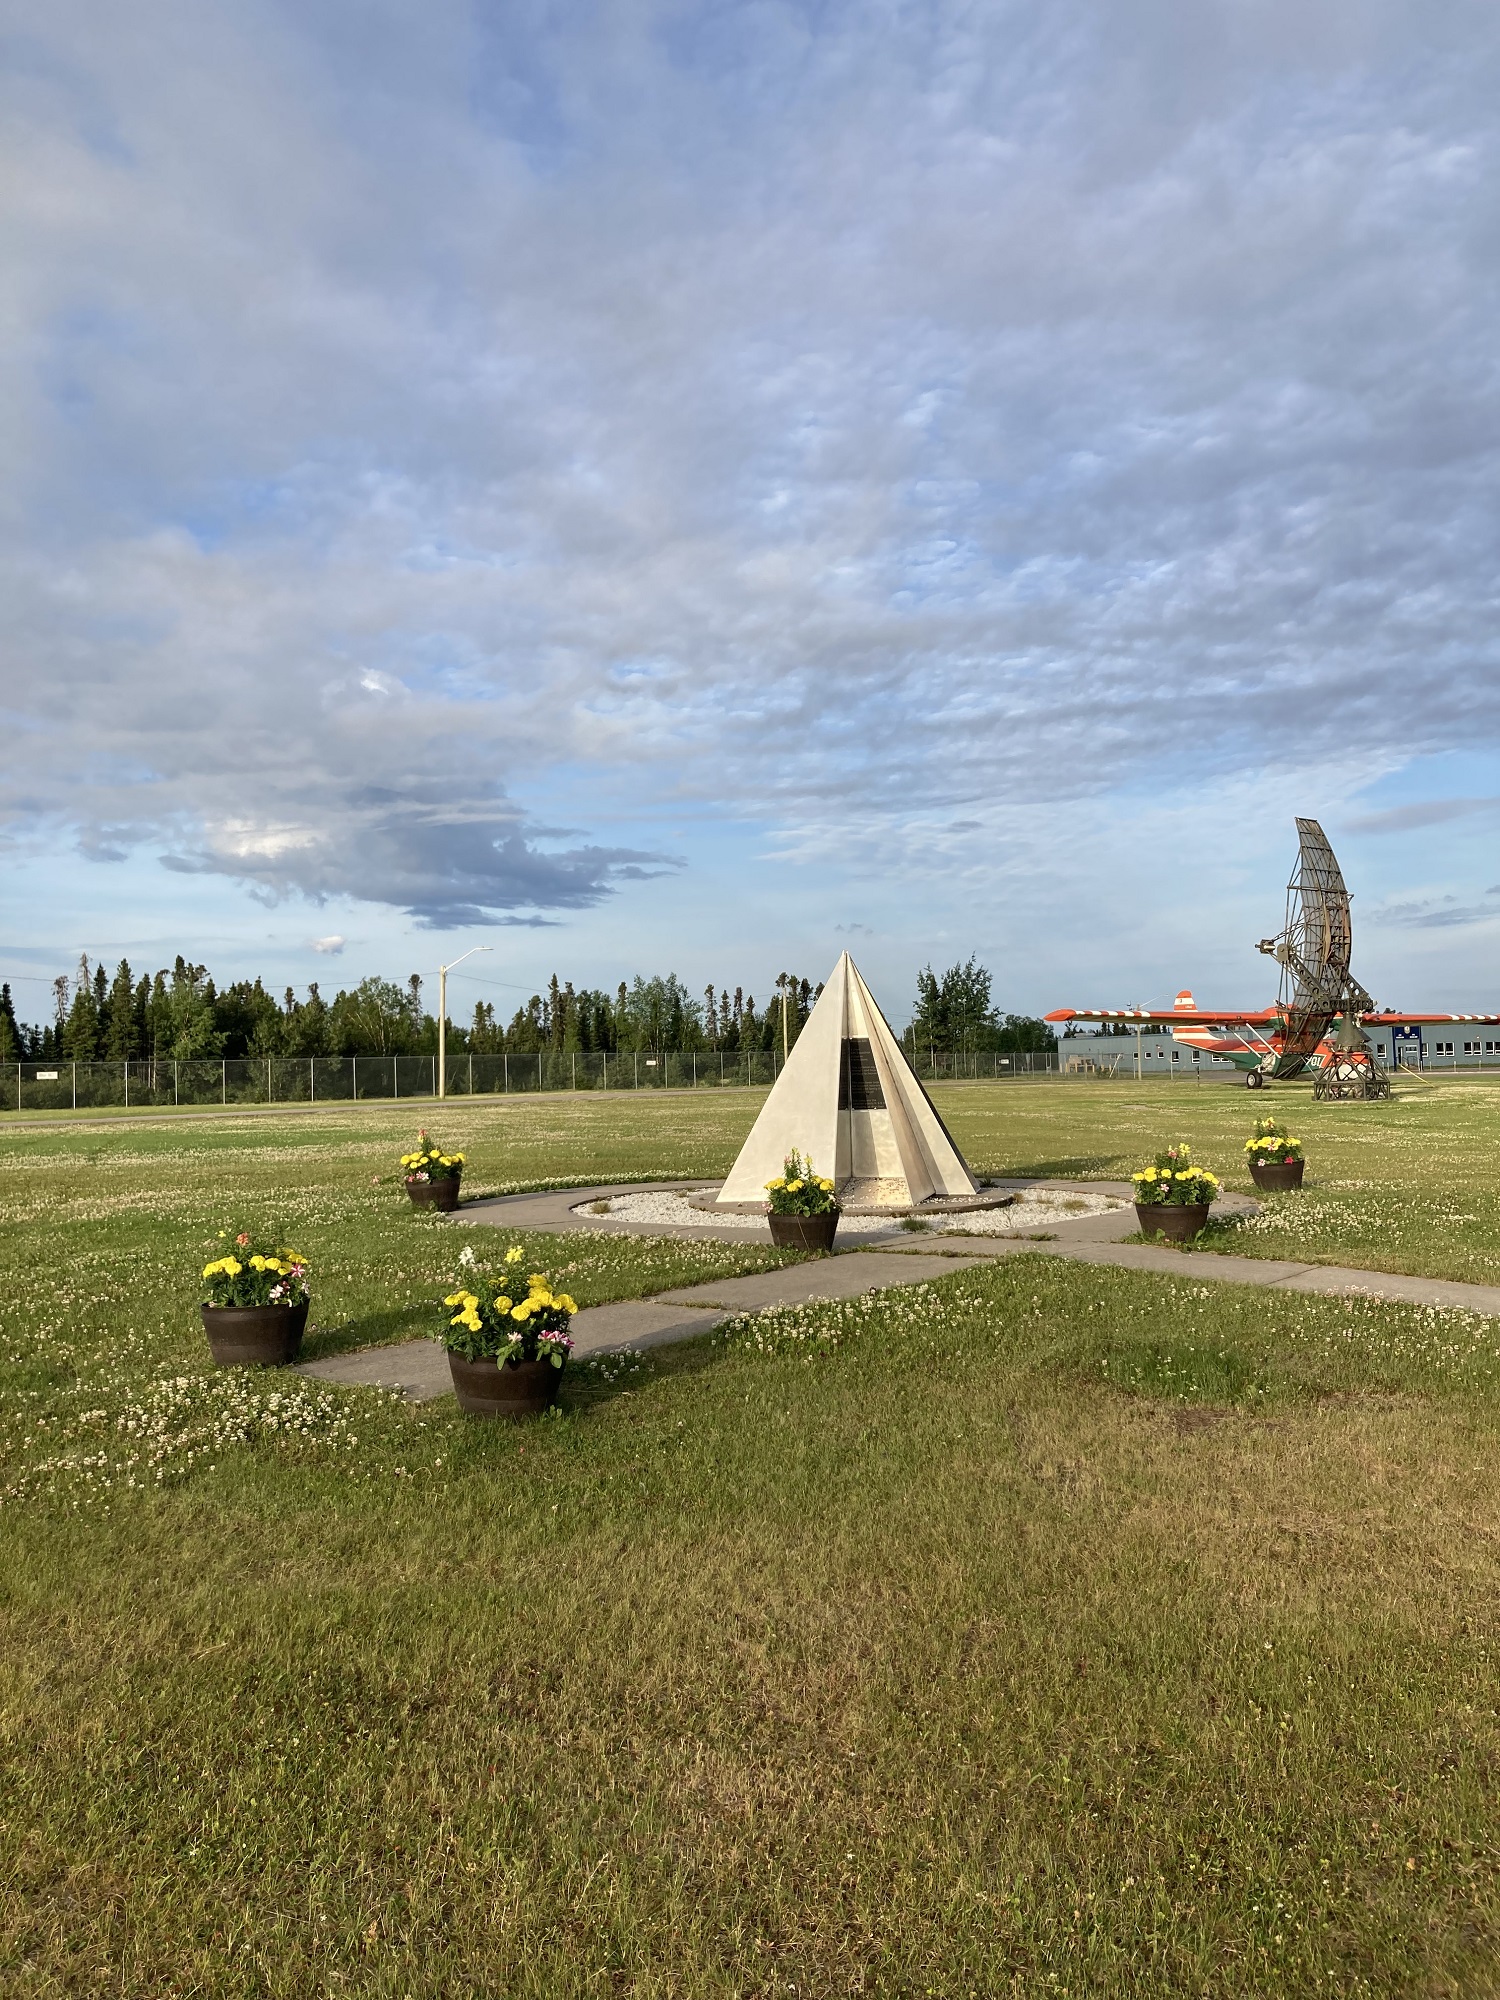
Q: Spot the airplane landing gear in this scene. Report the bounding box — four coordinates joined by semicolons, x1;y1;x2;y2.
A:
1246;1071;1266;1089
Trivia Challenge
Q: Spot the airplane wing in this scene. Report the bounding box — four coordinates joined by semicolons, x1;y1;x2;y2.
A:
1045;1006;1281;1027
1365;1012;1500;1025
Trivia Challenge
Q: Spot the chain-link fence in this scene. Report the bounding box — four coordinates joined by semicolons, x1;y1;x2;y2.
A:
0;1047;1058;1112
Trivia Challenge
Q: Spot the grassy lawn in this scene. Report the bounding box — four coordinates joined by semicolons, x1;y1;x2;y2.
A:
5;1096;1500;1993
943;1072;1500;1287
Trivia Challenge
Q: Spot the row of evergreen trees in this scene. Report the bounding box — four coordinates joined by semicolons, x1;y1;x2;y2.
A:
0;955;1055;1064
0;961;828;1063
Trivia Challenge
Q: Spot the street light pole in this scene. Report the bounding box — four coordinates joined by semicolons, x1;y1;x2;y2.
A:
438;945;493;1098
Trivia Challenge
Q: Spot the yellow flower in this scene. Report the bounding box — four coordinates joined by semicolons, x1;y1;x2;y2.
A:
505;1246;524;1265
529;1274;547;1290
493;1294;512;1314
556;1294;578;1315
222;1257;241;1277
443;1291;467;1308
511;1301;533;1321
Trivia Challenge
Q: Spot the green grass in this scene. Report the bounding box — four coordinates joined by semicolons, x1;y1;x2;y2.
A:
7;1095;1500;1993
941;1071;1500;1287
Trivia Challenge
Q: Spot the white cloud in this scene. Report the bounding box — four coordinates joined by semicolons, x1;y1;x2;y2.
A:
310;935;345;954
2;0;1499;939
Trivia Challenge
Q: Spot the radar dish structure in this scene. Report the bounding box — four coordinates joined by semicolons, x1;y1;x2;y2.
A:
1255;817;1388;1095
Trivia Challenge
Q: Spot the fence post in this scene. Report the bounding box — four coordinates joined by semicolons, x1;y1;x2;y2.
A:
174;1059;179;1106
602;1049;607;1089
124;1061;129;1109
72;1061;77;1110
353;1055;358;1100
572;1052;576;1091
267;1056;272;1103
469;1053;473;1095
634;1053;639;1089
538;1052;542;1091
504;1053;509;1093
310;1056;315;1103
692;1051;697;1088
222;1058;227;1105
393;1056;398;1100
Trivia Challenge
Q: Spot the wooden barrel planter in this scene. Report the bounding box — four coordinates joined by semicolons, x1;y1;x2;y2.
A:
448;1353;562;1418
1250;1159;1305;1192
201;1300;309;1367
1134;1203;1211;1244
407;1174;461;1213
768;1211;840;1253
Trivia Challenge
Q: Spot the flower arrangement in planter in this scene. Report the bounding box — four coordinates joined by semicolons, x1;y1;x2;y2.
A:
1245;1118;1305;1191
1131;1144;1222;1243
200;1231;311;1366
764;1150;840;1252
402;1131;465;1212
442;1245;578;1417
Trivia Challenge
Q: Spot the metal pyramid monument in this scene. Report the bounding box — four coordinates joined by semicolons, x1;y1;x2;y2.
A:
716;952;979;1210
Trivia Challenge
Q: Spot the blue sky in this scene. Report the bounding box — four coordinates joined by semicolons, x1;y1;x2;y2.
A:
4;0;1500;1028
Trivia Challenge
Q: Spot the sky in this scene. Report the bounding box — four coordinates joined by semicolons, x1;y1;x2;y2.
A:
4;0;1500;1030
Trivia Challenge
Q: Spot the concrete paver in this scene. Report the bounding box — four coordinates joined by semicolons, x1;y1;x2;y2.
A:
651;1252;969;1312
1271;1265;1500;1315
300;1340;451;1401
297;1301;730;1400
299;1178;1500;1403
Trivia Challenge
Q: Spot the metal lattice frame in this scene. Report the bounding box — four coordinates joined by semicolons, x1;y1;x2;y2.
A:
1256;818;1373;1079
1313;1052;1393;1100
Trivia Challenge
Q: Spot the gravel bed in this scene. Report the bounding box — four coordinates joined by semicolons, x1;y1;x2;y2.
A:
570;1187;1127;1236
571;1190;893;1235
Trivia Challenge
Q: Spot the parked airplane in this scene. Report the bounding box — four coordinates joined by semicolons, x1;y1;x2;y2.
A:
1046;817;1500;1090
1044;989;1500;1088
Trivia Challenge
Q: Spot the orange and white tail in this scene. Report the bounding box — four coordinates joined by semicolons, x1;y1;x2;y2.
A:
1174;990;1196;1011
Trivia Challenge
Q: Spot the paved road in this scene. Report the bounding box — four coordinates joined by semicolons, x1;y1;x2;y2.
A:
299;1179;1500;1404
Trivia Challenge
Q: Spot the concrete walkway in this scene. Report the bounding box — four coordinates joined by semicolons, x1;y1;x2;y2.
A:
297;1178;1500;1403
